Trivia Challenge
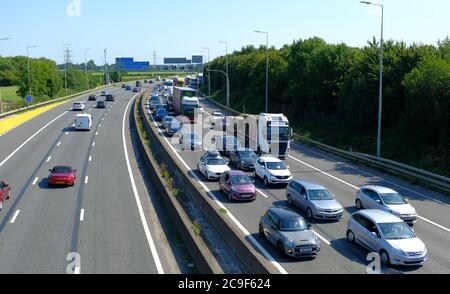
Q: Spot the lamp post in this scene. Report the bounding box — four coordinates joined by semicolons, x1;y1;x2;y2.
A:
84;48;91;89
254;30;269;113
63;43;72;96
208;69;229;108
27;45;38;96
360;1;384;158
202;47;211;98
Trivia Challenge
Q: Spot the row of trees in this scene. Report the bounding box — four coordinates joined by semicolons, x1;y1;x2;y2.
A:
0;56;105;102
202;37;450;175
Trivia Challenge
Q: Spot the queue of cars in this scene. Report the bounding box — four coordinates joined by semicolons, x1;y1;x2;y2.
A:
145;82;427;266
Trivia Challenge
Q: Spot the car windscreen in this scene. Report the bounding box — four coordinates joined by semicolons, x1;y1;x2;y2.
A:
379;222;416;240
230;175;252;186
308;189;334;201
380;193;407;205
206;158;226;166
238;150;257;158
279;218;308;232
52;167;73;174
266;162;287;170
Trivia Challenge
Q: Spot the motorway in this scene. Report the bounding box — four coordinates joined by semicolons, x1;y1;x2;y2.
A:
0;86;181;274
147;87;450;274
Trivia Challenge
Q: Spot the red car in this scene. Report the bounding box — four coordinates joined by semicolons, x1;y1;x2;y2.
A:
219;170;257;202
0;181;11;202
48;166;77;187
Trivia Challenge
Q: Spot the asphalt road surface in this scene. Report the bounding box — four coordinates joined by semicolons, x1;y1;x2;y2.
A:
0;86;180;274
147;90;450;274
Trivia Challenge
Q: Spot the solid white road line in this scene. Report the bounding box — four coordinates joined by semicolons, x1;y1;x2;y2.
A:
291;143;450;207
288;155;450;233
417;215;450;233
10;210;20;224
256;188;269;199
80;209;85;221
312;230;331;246
288;155;359;190
123;94;165;274
0;111;68;168
46;156;52;162
84;176;89;184
32;177;39;186
149;113;287;274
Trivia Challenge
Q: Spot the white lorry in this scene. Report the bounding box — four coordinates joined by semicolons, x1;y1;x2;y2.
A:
229;113;292;159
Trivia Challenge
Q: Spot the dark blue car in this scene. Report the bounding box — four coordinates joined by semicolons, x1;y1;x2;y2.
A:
155;108;168;121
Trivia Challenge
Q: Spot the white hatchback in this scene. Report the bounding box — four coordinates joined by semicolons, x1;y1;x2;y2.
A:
255;156;292;186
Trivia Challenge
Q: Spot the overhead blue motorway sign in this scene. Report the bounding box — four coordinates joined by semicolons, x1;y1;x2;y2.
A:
25;95;32;103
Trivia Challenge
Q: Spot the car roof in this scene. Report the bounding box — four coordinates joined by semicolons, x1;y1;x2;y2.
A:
236;148;255;152
260;156;282;163
228;170;247;176
204;150;221;157
361;186;397;194
292;180;325;190
356;209;403;224
269;206;302;220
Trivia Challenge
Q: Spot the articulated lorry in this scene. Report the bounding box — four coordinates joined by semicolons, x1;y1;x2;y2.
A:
226;113;292;159
172;86;200;122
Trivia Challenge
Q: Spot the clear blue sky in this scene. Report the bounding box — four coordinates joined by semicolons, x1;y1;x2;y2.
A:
0;0;449;65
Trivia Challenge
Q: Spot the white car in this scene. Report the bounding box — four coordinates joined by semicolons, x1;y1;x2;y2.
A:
72;102;85;111
101;91;108;96
212;111;225;119
347;209;427;266
356;186;418;225
255;156;292;186
197;152;231;180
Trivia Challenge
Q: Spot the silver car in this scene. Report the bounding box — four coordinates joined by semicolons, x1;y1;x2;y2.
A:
286;180;344;220
347;209;427;266
259;206;320;258
356;186;417;225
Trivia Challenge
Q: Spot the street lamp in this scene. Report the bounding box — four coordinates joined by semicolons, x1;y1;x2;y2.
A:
360;1;384;158
208;69;230;108
254;30;269;113
27;45;38;96
64;43;72;96
202;47;211;98
218;41;229;79
84;48;91;89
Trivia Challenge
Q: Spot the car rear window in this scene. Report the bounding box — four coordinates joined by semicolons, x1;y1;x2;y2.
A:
52;167;73;173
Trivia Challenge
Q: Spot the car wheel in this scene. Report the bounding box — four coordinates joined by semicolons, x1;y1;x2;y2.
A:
306;207;313;220
277;241;285;256
259;224;265;238
380;250;390;265
264;177;269;187
356;199;363;210
347;230;355;243
287;195;293;206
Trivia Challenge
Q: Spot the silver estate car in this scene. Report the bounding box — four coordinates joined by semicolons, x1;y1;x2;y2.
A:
356;186;417;225
259;207;320;258
347;209;427;266
286;180;344;220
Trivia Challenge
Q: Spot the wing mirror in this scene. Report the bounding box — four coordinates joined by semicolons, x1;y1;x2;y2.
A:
49;169;52;172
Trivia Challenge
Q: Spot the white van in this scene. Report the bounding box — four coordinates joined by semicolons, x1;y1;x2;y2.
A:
75;114;93;131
